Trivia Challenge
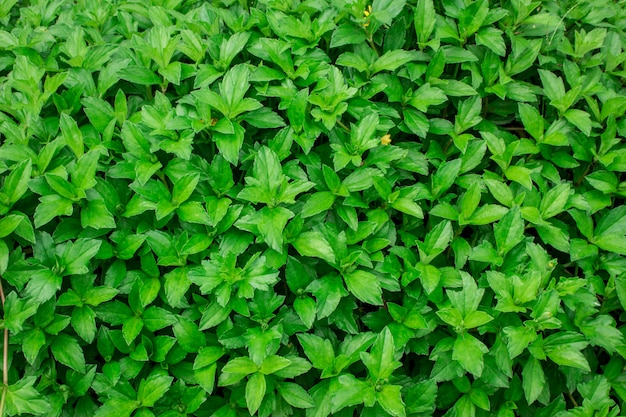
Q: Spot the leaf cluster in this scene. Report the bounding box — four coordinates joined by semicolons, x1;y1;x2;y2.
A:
0;0;626;416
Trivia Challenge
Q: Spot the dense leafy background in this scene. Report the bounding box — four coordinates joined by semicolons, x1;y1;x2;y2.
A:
1;0;626;416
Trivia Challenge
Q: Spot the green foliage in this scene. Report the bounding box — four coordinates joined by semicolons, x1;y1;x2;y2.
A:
0;0;626;416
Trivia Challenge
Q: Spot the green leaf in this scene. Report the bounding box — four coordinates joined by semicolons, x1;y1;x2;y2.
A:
371;0;406;25
455;96;482;134
591;234;626;255
343;269;383;305
214;121;245;166
423;220;453;259
409;83;447;112
403;108;429;138
118;65;162;85
61;238;102;276
476;27;506;56
390;198;424;219
505;165;533;190
468;204;509;226
595;206;626;237
586;170;618;194
122;315;143;345
414;0;436;45
173;317;205;353
253;206;294;253
540;183;571;219
277;382;315;408
503;326;537;359
538;70;565;102
138;371;174;407
5;377;51;416
377;385;406;417
301;192;336;218
72;150;99;190
453;332;489;377
405;380;437;414
0;215;22;239
518;103;544;141
59;113;84;157
94;399;139;417
142;306;177;331
237;146;284;205
332;374;375;412
494;206;525;255
71;305;97;343
50;333;86;373
34;194;74;228
259;355;291;375
372;50;419;74
460;181;481;220
4;159;32;204
0;239;8;276
246;373;266;415
543;332;590;371
297;333;334;371
522;356;545;405
564;109;592;136
361;328;401;380
222;356;258;376
292;231;336;264
331;23;367;48
431;159;462;198
81;198;116;229
164;268;191;307
294;296;316;328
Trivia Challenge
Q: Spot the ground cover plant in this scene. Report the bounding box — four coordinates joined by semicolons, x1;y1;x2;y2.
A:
1;0;626;415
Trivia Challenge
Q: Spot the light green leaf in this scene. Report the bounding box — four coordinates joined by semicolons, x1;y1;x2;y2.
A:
94;399;139;417
376;384;406;417
4;377;50;416
137;371;173;407
361;328;401;380
277;382;315;408
59;113;84;157
453;332;489;377
292;231;336;264
522;356;545;405
371;0;406;25
301;192;335;218
372;50;420;74
246;373;266;415
343;269;383;305
543;332;590;371
540;183;571;219
494;206;525;255
414;0;436;45
50;334;86;373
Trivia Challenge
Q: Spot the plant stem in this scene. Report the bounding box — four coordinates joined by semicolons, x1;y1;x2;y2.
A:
367;37;380;57
0;275;8;417
566;391;579;407
336;119;350;132
575;162;593;186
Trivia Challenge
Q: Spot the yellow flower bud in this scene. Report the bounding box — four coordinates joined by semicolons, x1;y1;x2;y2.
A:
381;134;391;145
363;5;372;28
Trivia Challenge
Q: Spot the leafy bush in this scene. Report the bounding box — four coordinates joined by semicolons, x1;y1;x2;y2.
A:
1;0;626;415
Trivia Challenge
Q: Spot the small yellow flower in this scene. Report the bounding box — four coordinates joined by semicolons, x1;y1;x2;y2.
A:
381;134;391;145
363;5;372;28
